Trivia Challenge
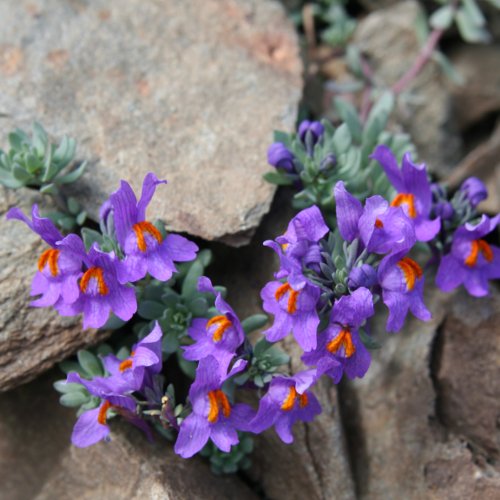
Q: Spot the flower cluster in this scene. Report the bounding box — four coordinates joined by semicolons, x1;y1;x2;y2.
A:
7;173;198;329
6;124;498;469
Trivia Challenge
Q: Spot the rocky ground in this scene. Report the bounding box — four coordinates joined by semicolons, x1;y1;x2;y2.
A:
0;0;499;499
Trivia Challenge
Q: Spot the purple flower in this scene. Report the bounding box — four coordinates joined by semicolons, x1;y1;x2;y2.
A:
298;120;324;145
334;181;416;254
108;173;198;283
265;205;329;287
66;372;151;448
183;277;245;377
249;372;321;443
101;322;163;392
371;145;441;242
261;279;320;351
56;242;137;329
302;288;374;382
460;177;488;208
436;214;500;297
267;143;295;172
348;264;378;291
434;201;454;220
174;357;254;458
6;205;82;307
378;251;431;332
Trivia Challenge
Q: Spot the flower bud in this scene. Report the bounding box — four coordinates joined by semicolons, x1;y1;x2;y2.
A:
434;201;454;220
460;177;487;208
267;143;295;172
348;264;378;291
298;120;324;145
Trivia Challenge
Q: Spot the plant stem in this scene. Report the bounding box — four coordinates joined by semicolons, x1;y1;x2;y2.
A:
392;27;445;94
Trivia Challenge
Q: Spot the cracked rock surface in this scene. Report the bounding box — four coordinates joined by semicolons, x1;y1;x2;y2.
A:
0;187;108;392
0;0;302;246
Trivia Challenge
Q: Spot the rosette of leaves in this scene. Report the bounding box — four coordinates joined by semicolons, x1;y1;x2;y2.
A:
0;122;86;191
0;122;87;229
265;94;413;225
235;338;290;388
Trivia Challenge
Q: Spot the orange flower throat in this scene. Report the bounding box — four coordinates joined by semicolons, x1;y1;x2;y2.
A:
327;328;356;358
206;315;233;342
391;193;417;218
97;400;112;425
275;282;299;314
37;249;60;277
397;257;423;291
281;386;309;411
79;267;109;295
207;389;231;423
465;239;493;267
133;221;163;252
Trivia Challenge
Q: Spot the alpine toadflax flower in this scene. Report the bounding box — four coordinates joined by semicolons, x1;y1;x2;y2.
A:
371;145;441;242
261;279;320;351
267;143;295;172
378;251;431;332
56;241;137;329
436;214;500;297
183;277;245;377
66;372;151;448
6;205;82;307
302;287;374;382
174;357;254;458
334;181;416;254
102;322;163;392
108;172;198;283
249;372;321;443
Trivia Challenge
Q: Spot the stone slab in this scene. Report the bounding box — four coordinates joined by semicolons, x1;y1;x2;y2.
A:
0;0;302;246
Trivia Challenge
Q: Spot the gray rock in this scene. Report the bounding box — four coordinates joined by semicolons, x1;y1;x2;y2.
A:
435;289;500;461
0;187;108;391
353;0;460;174
344;286;500;499
0;0;302;246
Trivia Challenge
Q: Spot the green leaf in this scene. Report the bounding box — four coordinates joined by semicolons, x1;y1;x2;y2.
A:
359;328;381;350
138;300;165;320
40;183;58;195
181;260;204;298
32;122;48;156
197;249;212;268
162;333;180;354
463;0;486;27
60;391;90;407
53;381;86;394
273;130;292;148
456;8;490;42
81;228;104;251
0;169;23;188
429;5;454;29
241;314;268;334
485;0;500;8
432;51;465;85
76;211;87;226
332;123;352;155
334;98;362;143
177;351;197;379
253;338;273;357
77;350;103;377
263;171;293;186
59;360;86;376
57;161;87;185
12;165;31;183
187;297;208;317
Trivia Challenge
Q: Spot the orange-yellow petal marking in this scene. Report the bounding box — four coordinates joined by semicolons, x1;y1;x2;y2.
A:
391;193;417;218
133;221;163;252
374;218;384;229
281;386;309;411
80;267;109;295
119;350;136;372
207;389;231;423
465;239;493;267
206;315;233;342
97;400;112;425
397;257;423;291
37;249;60;277
326;328;356;358
275;282;299;314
